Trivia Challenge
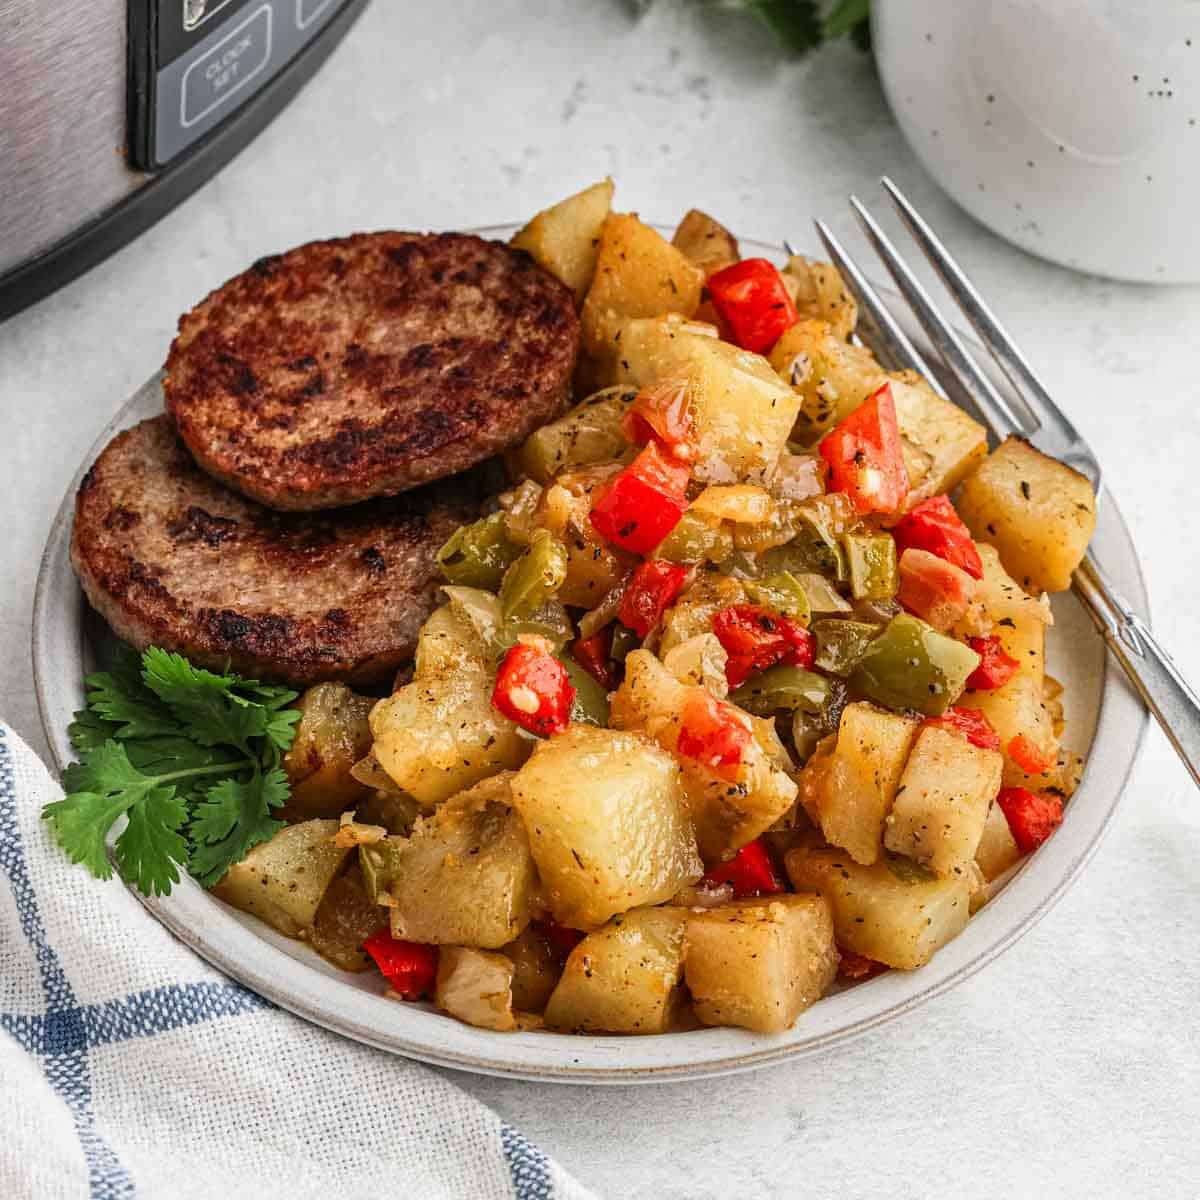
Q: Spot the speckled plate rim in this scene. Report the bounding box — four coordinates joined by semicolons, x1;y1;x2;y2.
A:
33;230;1149;1084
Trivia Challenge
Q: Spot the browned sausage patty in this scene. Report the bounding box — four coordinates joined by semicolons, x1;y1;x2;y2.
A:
71;416;486;687
163;232;579;511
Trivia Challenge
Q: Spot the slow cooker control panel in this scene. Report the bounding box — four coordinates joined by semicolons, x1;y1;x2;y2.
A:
129;0;347;169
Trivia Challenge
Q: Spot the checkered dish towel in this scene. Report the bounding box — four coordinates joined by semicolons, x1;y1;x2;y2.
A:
0;724;596;1200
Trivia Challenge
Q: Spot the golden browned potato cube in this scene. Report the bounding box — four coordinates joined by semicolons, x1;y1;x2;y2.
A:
958;612;1057;769
511;178;614;304
1002;746;1084;796
386;774;535;949
611;651;797;863
800;702;919;866
957;435;1097;593
970;544;1053;628
515;385;636;484
281;683;374;820
581;213;704;365
884;725;1003;876
974;800;1023;882
615;316;801;483
684;894;838;1033
511;725;702;930
436;947;517;1032
310;865;388;972
888;373;989;505
768;318;883;443
786;845;971;969
671;208;740;276
501;926;563;1013
543;908;687;1034
781;255;858;341
369;607;529;807
213;820;351;939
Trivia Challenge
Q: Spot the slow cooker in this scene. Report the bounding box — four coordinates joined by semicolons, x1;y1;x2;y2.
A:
0;0;368;320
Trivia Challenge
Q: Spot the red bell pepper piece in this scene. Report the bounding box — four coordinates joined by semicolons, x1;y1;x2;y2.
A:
897;548;977;632
702;839;784;898
676;689;752;781
922;706;1001;751
966;635;1020;691
1006;733;1055;775
571;627;616;692
837;948;888;982
892;495;983;580
996;786;1064;853
711;604;815;688
589;440;690;555
362;930;439;1000
818;383;910;515
491;642;575;737
706;258;799;354
618;559;690;639
622;373;695;461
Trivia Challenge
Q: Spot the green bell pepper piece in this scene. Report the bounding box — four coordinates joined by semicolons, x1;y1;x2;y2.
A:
655;509;734;564
849;613;981;716
843;533;898;601
610;622;639;663
436;511;522;591
359;837;408;903
498;529;569;621
493;601;575;658
731;664;830;717
743;572;811;624
812;619;882;677
560;657;610;727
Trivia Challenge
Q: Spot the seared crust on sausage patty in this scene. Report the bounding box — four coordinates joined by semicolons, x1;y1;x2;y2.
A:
71;416;485;686
164;232;579;511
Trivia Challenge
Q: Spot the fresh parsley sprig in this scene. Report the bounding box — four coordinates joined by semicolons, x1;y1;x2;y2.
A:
43;647;302;898
635;1;871;55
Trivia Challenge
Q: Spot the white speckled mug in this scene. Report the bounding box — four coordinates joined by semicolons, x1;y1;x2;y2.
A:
872;1;1200;282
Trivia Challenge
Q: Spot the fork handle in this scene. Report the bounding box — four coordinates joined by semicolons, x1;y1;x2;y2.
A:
1073;554;1200;787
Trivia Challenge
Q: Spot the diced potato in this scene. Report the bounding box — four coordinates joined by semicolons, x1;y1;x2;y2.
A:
511;178;614;304
671;208;740;276
781;255;858;341
281;684;374;819
969;544;1053;628
786;845;971;969
798;702;919;865
884;725;1003;877
974;800;1022;881
957;435;1097;593
387;774;536;949
768;319;882;442
514;385;636;484
543;908;687;1034
611;651;797;862
581;213;704;372
501;926;563;1013
888;372;989;505
684;894;838;1033
213;820;351;939
958;613;1057;768
310;865;388;971
511;725;702;929
369;606;529;806
436;947;517;1032
1002;746;1085;796
614;316;801;483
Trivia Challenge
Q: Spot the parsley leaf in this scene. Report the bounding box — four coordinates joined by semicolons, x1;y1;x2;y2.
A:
42;647;303;897
744;0;822;54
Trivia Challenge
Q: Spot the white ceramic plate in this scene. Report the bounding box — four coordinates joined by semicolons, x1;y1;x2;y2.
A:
32;231;1148;1083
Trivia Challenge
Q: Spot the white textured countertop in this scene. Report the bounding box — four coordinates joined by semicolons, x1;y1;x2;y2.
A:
3;3;1198;1196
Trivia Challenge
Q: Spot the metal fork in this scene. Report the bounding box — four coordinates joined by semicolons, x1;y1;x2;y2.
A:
795;177;1200;788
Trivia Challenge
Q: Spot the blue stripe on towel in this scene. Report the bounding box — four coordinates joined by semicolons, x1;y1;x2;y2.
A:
502;1122;555;1200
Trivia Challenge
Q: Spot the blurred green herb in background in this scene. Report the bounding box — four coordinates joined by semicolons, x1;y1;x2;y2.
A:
633;0;871;54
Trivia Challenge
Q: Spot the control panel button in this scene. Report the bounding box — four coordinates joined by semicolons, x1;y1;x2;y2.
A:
296;0;334;29
181;5;273;128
